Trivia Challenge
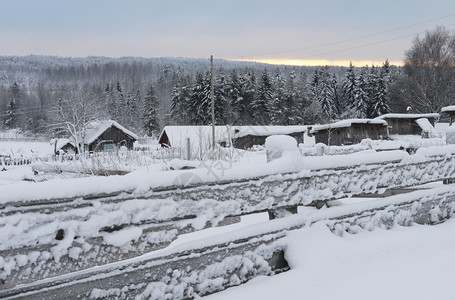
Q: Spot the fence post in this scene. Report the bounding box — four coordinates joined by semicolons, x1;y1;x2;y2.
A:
185;138;191;160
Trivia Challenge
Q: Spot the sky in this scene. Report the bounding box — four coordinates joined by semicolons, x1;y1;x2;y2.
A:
0;0;454;67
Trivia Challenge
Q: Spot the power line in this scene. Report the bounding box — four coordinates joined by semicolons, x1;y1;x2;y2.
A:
296;23;455;60
233;13;455;60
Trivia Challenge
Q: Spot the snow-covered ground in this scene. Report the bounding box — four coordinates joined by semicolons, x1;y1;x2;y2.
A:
206;219;455;300
0;140;53;158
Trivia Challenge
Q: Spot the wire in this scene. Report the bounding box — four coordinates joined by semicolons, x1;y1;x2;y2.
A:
296;23;455;60
233;13;455;59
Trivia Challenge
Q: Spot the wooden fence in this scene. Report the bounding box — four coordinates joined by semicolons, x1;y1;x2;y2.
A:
2;151;455;298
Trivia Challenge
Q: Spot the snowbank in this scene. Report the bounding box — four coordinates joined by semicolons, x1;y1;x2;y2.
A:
207;220;455;300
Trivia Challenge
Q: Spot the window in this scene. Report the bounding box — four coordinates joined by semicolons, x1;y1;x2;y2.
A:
103;143;116;152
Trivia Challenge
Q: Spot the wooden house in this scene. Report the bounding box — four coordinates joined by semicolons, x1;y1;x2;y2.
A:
311;119;388;146
228;126;308;149
83;120;138;152
376;113;439;136
52;138;78;154
158;125;308;152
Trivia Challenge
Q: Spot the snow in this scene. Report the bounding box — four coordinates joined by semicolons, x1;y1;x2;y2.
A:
231;126;307;138
4;135;455;296
265;135;300;162
441;105;455;113
377;113;439;119
206;220;455;300
0;140;54;157
311;118;387;132
101;226;143;247
415;117;435;132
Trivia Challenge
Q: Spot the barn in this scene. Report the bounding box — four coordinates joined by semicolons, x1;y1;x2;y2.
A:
83;120;138;152
376;113;439;136
311;119;388;146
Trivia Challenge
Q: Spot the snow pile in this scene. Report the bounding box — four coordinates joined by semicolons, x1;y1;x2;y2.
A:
265;135;301;163
207;220;455;300
388;135;445;148
0;166;36;185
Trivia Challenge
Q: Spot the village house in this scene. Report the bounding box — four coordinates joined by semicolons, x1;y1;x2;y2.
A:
82;120;138;152
376;113;439;137
311;119;388;146
228;126;308;149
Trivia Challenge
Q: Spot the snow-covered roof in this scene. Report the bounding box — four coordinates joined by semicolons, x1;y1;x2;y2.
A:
311;119;387;133
53;138;76;151
159;126;231;148
441;106;455;113
84;120;138;144
415;118;435;132
231;125;307;138
377;113;439;120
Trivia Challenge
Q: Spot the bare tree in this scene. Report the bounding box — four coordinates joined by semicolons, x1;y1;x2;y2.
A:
399;26;455;112
51;86;106;153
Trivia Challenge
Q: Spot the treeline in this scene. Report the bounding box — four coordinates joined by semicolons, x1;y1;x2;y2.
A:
170;61;397;126
0;56;345;136
0;57;398;137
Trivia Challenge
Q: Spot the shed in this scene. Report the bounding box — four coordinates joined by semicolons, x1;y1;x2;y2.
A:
441;106;455;125
229;126;308;149
52;138;78;154
376;113;439;135
158;125;308;152
83;120;138;152
311;119;388;146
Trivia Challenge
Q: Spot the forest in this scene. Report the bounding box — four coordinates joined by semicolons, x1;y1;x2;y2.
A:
0;27;454;138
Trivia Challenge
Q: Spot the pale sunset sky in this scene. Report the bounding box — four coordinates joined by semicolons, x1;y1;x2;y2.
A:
0;0;454;66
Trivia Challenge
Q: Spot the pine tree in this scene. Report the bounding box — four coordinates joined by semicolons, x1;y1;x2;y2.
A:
341;62;357;112
269;71;286;125
189;72;226;125
227;69;242;124
312;67;335;122
4;97;17;129
353;69;369;118
143;85;160;137
171;75;192;125
330;74;341;118
252;69;273;124
295;72;310;124
4;82;21;129
214;72;228;125
237;71;256;125
371;69;391;117
285;71;299;125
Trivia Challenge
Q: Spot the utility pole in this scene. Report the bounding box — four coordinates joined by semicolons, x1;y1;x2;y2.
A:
210;55;215;150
